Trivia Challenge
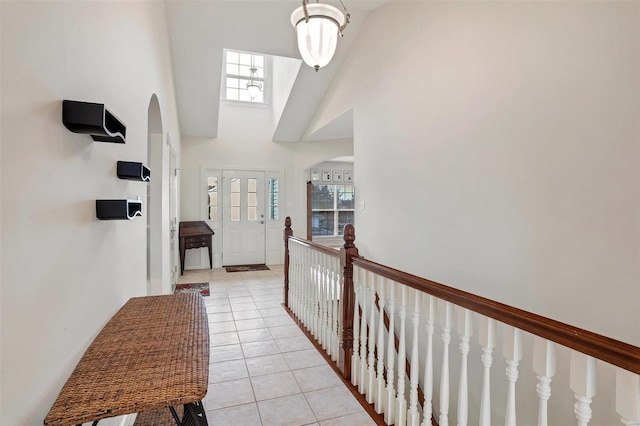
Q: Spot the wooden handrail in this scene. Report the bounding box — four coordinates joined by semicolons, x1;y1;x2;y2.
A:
289;235;341;258
352;256;640;375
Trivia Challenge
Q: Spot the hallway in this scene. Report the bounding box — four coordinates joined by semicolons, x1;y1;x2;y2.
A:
178;266;374;426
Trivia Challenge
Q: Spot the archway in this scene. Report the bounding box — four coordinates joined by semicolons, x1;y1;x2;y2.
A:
146;94;168;295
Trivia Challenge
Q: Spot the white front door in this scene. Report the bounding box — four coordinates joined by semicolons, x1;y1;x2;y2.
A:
222;170;266;266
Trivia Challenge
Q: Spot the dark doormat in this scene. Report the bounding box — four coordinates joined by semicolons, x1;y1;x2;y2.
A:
174;283;210;297
225;264;270;273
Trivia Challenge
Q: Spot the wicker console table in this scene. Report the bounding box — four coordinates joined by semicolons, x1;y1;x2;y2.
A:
44;294;210;426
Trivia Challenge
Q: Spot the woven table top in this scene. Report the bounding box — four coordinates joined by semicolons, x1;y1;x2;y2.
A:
44;294;209;426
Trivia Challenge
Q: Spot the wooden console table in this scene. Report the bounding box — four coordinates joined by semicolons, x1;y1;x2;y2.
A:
44;294;209;426
179;221;214;275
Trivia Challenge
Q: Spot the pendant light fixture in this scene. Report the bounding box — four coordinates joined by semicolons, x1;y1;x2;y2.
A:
246;67;262;100
290;0;350;72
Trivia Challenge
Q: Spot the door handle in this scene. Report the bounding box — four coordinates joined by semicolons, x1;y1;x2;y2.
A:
258;220;265;225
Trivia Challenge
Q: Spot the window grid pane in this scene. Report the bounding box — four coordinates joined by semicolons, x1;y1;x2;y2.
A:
312;211;334;236
338;211;354;235
336;185;355;210
225;50;265;103
207;177;218;221
230;178;240;222
247;178;257;221
311;185;334;210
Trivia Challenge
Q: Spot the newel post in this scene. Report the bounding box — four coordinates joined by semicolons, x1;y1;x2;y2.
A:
283;217;293;308
339;223;359;380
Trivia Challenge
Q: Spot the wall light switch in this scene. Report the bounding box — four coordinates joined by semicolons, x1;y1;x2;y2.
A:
286;202;292;208
361;201;365;210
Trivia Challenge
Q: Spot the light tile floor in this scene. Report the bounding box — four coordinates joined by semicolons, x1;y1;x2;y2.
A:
178;266;375;426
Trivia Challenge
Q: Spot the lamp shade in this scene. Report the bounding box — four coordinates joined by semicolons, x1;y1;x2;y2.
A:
291;3;346;71
246;67;262;100
247;82;261;99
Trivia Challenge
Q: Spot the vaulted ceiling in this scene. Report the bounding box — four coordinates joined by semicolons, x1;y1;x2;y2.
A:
165;1;389;142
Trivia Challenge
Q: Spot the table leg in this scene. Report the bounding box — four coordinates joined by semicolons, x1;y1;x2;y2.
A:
207;236;213;270
182;401;208;426
169;406;182;425
179;237;186;275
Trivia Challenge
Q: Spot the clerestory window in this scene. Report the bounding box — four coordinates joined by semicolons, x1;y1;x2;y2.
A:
224;50;265;103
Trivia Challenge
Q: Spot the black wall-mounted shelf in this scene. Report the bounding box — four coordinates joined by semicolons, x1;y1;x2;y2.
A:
63;100;126;144
96;199;142;220
117;161;151;182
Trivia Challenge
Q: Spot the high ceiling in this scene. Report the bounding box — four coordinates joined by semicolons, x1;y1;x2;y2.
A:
165;1;390;142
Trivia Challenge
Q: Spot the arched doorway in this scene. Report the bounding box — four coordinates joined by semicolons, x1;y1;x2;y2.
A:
147;94;167;295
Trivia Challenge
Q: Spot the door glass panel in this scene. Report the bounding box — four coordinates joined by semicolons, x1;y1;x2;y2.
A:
230;178;240;222
230;178;240;193
269;178;279;220
247;178;258;221
207;177;218;221
247;178;257;193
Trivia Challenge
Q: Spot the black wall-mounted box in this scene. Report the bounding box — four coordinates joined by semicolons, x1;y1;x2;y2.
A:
63;100;126;144
96;199;142;220
117;161;151;182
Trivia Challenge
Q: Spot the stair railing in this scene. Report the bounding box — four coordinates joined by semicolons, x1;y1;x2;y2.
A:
283;217;640;426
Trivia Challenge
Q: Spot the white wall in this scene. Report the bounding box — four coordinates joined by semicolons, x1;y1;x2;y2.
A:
272;56;303;129
310;1;639;424
0;1;181;424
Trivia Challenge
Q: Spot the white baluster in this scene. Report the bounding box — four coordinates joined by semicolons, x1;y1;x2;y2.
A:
407;290;421;426
323;253;330;348
331;256;340;361
294;244;301;318
421;295;436;426
310;249;317;333
292;244;298;315
385;280;397;425
570;351;597;426
456;308;473;426
303;247;309;326
616;368;640;425
298;245;304;320
367;273;377;403
288;243;295;313
320;253;332;346
395;285;408;426
328;258;333;352
316;251;323;337
375;275;387;414
324;255;335;358
438;300;453;426
316;252;323;343
351;267;361;387
532;337;556;426
359;272;368;394
503;326;523;426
